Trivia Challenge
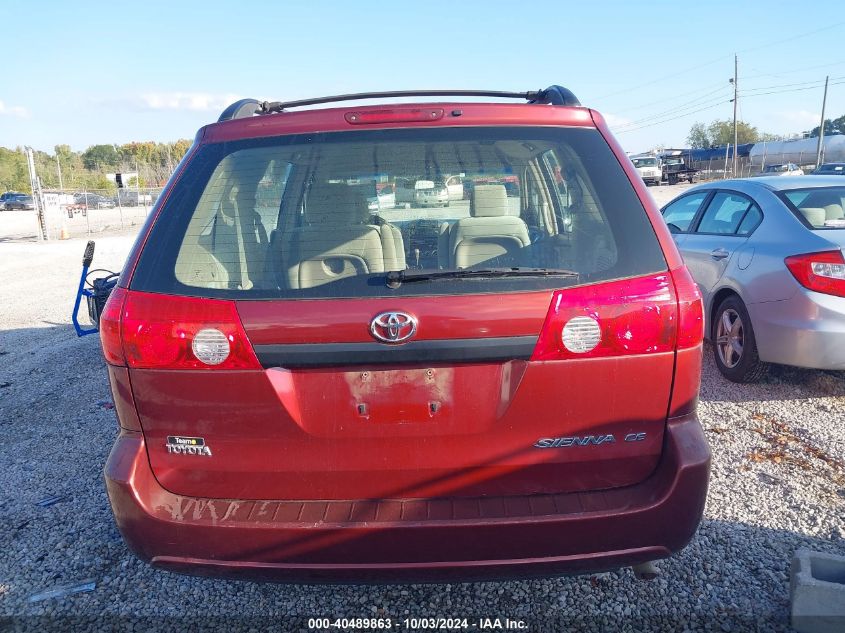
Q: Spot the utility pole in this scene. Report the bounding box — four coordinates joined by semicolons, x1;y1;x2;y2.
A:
816;75;829;167
732;54;738;178
56;154;63;191
25;147;47;240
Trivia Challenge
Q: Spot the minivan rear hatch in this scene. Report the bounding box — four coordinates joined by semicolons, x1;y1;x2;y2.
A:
126;123;677;501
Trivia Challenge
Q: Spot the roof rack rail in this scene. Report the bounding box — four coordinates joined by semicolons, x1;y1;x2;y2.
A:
218;86;580;121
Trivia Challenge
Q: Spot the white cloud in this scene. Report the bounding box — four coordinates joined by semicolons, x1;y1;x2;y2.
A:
137;92;245;112
602;112;633;129
775;109;820;129
0;100;29;118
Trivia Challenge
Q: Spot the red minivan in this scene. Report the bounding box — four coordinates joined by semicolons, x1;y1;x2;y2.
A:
101;87;710;582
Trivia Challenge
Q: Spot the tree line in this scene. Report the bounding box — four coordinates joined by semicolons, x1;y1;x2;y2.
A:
687;114;845;150
0;140;192;194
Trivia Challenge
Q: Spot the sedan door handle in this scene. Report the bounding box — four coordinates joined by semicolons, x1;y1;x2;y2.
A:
710;248;730;260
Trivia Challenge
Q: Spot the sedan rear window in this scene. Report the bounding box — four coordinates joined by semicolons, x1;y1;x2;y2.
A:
131;127;666;299
781;187;845;229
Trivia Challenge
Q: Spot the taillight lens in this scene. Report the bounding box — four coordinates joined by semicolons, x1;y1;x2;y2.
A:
531;274;677;361
119;291;260;370
670;265;705;349
99;286;128;365
785;250;845;298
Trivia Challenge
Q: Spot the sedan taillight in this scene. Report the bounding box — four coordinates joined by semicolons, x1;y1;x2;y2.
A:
785;250;845;298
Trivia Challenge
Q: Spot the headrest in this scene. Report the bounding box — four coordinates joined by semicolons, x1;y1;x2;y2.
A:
471;184;509;217
305;183;370;225
798;207;826;227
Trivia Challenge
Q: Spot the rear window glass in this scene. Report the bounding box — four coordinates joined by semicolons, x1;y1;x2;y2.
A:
781;187;845;229
131;127;666;299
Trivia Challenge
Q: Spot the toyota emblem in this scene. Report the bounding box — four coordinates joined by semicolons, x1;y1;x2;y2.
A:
370;311;417;344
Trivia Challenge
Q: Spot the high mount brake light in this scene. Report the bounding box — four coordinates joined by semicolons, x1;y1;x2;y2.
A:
785;250;845;298
99;290;260;370
531;270;703;361
345;109;445;124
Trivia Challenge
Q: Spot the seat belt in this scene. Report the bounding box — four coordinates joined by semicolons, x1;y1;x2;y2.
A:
228;186;252;290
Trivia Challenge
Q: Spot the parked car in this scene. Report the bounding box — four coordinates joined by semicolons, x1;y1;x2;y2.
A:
0;190;26;205
662;176;845;382
73;192;115;209
367;185;396;211
99;86;709;583
3;194;34;210
394;177;450;207
114;189;153;206
444;174;465;200
762;163;804;176
811;162;845;176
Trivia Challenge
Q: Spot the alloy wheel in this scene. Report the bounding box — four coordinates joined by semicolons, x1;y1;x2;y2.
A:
716;308;744;368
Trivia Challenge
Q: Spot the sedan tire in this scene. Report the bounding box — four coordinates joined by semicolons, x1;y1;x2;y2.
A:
713;295;768;383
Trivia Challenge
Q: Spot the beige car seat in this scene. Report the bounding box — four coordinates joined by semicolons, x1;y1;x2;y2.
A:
799;191;845;224
448;184;530;268
283;184;405;289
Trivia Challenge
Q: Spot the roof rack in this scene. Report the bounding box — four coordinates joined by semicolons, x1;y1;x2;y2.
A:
217;86;581;122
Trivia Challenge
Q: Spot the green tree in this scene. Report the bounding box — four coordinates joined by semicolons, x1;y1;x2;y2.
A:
808;114;845;137
707;119;759;146
687;123;710;149
82;144;120;170
686;119;763;148
0;147;30;193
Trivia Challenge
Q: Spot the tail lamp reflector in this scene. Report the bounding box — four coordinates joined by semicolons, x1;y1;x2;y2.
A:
785;250;845;298
561;316;602;353
191;328;231;366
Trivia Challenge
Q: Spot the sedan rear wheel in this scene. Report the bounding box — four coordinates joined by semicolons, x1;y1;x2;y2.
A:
713;295;768;383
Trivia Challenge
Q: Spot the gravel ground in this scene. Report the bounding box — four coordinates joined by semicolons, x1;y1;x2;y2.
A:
0;213;843;632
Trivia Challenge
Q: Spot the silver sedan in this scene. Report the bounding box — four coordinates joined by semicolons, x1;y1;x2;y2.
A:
661;176;845;382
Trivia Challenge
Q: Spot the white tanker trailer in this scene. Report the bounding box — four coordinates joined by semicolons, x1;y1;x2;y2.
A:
749;134;845;167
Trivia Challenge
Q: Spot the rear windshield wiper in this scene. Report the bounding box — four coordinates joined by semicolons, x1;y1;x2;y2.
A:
386;267;579;287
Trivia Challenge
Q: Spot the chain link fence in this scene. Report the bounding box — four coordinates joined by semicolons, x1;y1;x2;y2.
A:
34;187;165;240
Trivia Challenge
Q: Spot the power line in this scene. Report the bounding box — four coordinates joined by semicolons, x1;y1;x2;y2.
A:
613;100;731;134
740;80;845;98
592;21;845;102
742;76;845;93
604;81;729;115
736;20;845;55
614;87;732;128
614;94;731;131
592;56;731;101
744;59;845;80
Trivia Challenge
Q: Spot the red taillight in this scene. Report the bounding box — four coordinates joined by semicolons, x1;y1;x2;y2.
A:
531;274;677;361
99;286;127;365
785;250;845;298
671;265;705;349
117;291;260;370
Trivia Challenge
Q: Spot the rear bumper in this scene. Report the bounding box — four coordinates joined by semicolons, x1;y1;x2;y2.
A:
104;413;710;583
749;289;845;370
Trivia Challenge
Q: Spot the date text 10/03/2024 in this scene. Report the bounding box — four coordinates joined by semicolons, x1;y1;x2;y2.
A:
307;618;528;630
